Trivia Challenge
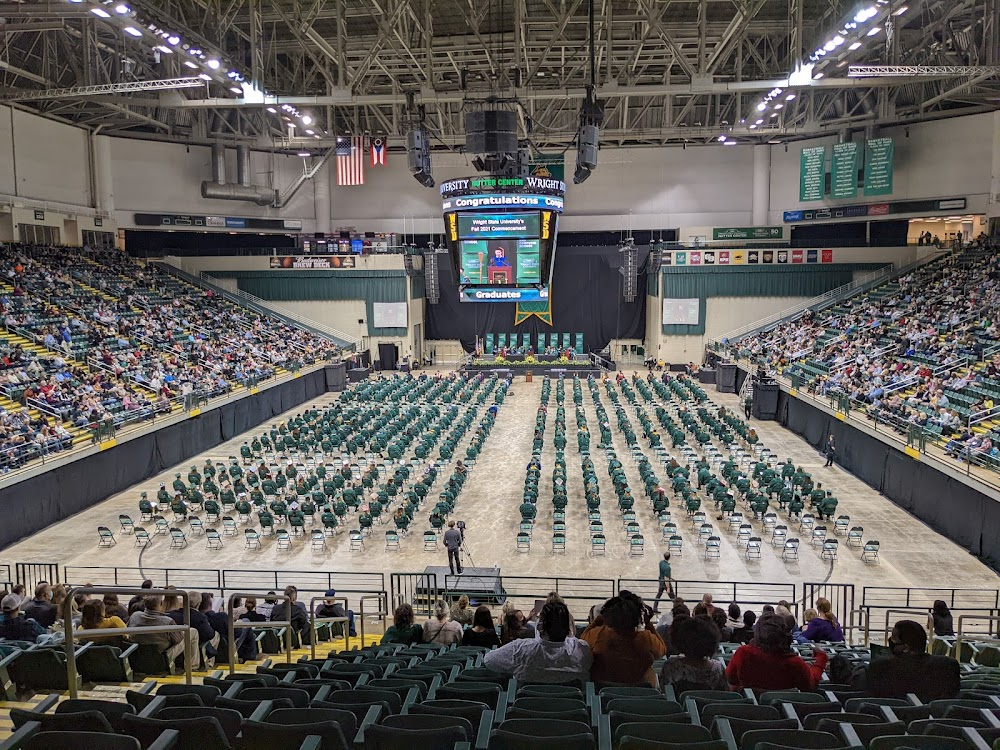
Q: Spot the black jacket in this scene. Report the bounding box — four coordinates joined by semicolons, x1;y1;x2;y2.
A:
864;653;961;702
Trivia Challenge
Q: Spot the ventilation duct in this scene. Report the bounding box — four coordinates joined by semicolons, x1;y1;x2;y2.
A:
200;142;276;206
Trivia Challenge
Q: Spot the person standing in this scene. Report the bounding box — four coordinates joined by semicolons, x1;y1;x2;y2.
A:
824;435;836;467
744;393;753;420
443;520;463;575
652;553;674;613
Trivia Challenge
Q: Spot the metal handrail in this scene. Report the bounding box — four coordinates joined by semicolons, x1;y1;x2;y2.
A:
308;596;352;659
359;593;389;645
953;614;1000;663
226;591;293;672
62;586;193;699
970;405;1000;428
875;607;934;648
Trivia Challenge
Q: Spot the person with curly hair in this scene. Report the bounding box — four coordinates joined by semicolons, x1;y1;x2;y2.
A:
660;614;729;691
581;590;666;687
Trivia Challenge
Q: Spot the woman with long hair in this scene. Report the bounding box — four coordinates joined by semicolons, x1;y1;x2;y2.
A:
450;595;474;627
801;598;844;642
462;605;501;648
78;599;126;645
382;603;424;644
500;604;535;644
580;590;666;687
932;600;954;636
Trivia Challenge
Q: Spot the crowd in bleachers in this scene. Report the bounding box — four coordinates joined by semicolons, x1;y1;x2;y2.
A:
730;238;1000;466
0;243;342;471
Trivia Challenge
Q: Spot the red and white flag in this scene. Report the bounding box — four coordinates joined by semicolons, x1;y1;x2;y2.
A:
336;136;366;186
370;136;387;166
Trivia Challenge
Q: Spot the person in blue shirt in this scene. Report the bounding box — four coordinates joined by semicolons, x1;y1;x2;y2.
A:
488;247;512;268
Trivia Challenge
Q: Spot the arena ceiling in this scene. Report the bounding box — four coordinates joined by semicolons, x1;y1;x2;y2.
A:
1;0;999;149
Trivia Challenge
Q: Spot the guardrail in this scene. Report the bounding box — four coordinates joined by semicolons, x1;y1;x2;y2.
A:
308;595;352;659
227;591;293;672
61;586;194;699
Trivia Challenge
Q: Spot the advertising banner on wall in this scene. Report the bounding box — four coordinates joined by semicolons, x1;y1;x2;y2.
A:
269;255;356;269
822;249;834;263
792;250;804;263
712;226;784;241
807;249;818;263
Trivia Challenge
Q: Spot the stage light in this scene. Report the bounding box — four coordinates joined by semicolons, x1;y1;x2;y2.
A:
300;114;312;125
114;3;131;13
167;35;181;45
207;59;221;70
91;7;111;17
184;60;198;69
123;26;142;36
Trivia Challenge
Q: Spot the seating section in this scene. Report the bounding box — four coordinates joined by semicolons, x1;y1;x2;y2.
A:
729;242;1000;469
0;244;341;470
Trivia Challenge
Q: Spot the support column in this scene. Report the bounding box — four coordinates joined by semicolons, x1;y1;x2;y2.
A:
314;160;331;236
93;134;115;216
752;144;771;226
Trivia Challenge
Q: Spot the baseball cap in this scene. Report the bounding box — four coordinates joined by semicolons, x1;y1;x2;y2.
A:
1;594;20;612
324;589;336;597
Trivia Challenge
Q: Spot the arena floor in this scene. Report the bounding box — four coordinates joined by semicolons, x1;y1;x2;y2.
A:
2;371;998;598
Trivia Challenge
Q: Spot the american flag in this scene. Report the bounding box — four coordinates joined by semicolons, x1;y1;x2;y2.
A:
336;136;366;186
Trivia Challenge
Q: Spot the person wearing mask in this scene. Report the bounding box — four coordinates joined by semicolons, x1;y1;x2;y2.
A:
450;595;475;627
316;589;357;638
801;598;844;642
462;605;502;648
423;600;463;645
581;590;666;687
270;585;311;646
128;595;192;664
382;603;423;645
864;620;960;701
726;613;827;690
932;600;954;636
21;583;57;629
660;614;729;691
483;600;592;683
0;594;47;641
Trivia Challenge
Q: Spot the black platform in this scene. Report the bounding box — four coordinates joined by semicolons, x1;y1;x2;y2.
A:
420;565;506;604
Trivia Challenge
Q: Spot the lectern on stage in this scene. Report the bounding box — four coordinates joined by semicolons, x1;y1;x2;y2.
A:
488;268;511;284
752;381;780;420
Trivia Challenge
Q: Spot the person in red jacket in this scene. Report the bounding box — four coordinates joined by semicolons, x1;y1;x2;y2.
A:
726;613;828;690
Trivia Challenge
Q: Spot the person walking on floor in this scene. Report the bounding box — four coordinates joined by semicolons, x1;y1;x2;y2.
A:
651;552;674;613
744;393;753;420
443;520;463;575
824;434;836;467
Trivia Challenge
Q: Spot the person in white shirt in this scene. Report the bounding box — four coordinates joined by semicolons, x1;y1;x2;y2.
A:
483;600;592;683
422;600;463;646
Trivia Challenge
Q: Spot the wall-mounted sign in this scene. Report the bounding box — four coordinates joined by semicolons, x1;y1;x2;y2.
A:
712;226;783;241
783;197;967;223
268;255;356;269
34;210;45;221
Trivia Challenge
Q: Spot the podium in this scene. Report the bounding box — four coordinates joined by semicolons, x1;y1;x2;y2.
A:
716;363;737;393
752;381;780;420
489;267;511;284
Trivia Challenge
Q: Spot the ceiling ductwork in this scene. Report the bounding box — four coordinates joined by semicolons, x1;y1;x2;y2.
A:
200;142;276;206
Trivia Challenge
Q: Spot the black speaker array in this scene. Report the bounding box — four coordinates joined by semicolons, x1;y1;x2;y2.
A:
464;110;518;155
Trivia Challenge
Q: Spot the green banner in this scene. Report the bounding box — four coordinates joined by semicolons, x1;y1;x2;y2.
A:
830;141;859;199
529;152;565;183
864;137;894;196
799;146;826;202
712;227;783;241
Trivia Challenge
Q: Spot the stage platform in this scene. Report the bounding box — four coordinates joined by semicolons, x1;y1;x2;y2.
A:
462;365;605;378
420;565;507;604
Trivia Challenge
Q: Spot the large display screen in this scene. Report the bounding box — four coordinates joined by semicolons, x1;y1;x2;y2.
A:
460;239;541;286
457;212;540;239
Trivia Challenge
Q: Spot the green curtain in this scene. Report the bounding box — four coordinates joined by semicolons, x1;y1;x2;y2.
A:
660;263;887;335
207;269;408;302
410;274;426;299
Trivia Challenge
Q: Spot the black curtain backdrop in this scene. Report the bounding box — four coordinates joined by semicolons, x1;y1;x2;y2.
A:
426;245;648;353
0;369;326;552
764;372;1000;571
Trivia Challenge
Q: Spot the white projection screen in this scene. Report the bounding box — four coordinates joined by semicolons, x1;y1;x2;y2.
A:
662;298;701;326
372;302;408;328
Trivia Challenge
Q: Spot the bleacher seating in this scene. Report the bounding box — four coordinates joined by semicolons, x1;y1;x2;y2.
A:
0;244;342;471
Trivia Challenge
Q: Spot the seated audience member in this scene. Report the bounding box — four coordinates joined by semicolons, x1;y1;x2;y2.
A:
462;605;502;648
423;600;463;646
128;595;194;663
726;613;827;690
581;590;666;687
660;614;729;691
127;580;154;615
801;597;844;642
270;585;311;646
316;589;357;638
0;593;46;641
483;600;592;682
21;583;57;629
864;620;960;702
78;600;126;646
103;593;129;622
450;595;475;627
656;600;690;652
932;600;955;636
382;603;423;645
167;591;220;653
500;606;536;644
240;596;268;623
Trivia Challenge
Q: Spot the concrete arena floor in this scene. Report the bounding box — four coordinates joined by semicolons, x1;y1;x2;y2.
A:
2;371;998;600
